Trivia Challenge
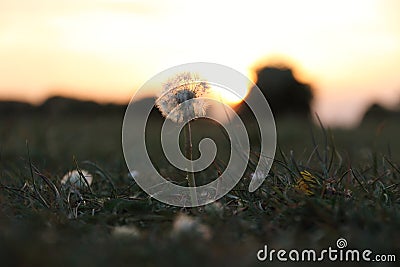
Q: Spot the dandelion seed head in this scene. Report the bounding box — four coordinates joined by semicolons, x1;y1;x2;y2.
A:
155;72;210;123
176;89;195;104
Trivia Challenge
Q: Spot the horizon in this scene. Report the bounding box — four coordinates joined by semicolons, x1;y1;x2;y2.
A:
1;0;400;126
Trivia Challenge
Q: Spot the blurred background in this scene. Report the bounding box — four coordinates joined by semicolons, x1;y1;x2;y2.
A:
1;0;399;127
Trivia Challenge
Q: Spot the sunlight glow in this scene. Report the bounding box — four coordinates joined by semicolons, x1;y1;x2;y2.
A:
209;86;244;105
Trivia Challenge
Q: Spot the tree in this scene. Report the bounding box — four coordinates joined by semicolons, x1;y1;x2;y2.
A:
240;65;313;118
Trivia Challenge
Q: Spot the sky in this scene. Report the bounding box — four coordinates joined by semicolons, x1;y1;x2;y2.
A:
0;0;399;126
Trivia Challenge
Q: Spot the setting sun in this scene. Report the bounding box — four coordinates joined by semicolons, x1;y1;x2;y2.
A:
209;85;245;105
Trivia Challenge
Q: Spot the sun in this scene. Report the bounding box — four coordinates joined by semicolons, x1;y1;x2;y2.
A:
209;85;247;106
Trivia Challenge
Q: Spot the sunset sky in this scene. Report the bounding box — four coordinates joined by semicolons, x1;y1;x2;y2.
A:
1;0;399;126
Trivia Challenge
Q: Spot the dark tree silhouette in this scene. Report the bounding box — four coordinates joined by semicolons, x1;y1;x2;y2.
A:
239;65;314;118
362;103;400;123
0;101;33;116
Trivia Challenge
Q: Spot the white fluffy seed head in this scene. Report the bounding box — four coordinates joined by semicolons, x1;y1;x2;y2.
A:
155;72;210;123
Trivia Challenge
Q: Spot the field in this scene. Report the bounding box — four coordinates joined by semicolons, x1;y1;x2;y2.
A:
1;102;399;266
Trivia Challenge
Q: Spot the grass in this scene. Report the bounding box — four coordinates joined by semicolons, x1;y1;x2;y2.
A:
1;110;400;266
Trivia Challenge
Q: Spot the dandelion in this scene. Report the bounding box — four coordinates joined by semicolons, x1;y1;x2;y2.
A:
155;72;210;123
155;72;210;205
61;169;93;189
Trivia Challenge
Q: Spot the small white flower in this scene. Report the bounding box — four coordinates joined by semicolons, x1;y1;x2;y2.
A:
61;170;93;188
155;72;210;123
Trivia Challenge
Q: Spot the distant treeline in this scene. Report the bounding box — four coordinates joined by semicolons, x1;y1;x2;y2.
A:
0;96;127;117
1;65;399;122
1;95;398;124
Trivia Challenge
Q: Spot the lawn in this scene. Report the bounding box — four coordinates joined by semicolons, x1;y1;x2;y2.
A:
0;105;399;266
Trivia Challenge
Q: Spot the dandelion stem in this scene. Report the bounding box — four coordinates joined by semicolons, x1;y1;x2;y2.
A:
184;121;198;205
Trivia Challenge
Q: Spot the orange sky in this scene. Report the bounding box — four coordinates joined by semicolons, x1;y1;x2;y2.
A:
1;0;400;126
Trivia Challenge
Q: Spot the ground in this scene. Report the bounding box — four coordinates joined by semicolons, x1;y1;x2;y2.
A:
0;109;399;267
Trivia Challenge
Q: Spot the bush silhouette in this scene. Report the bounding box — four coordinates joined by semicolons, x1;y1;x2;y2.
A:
362;103;400;123
239;65;313;118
